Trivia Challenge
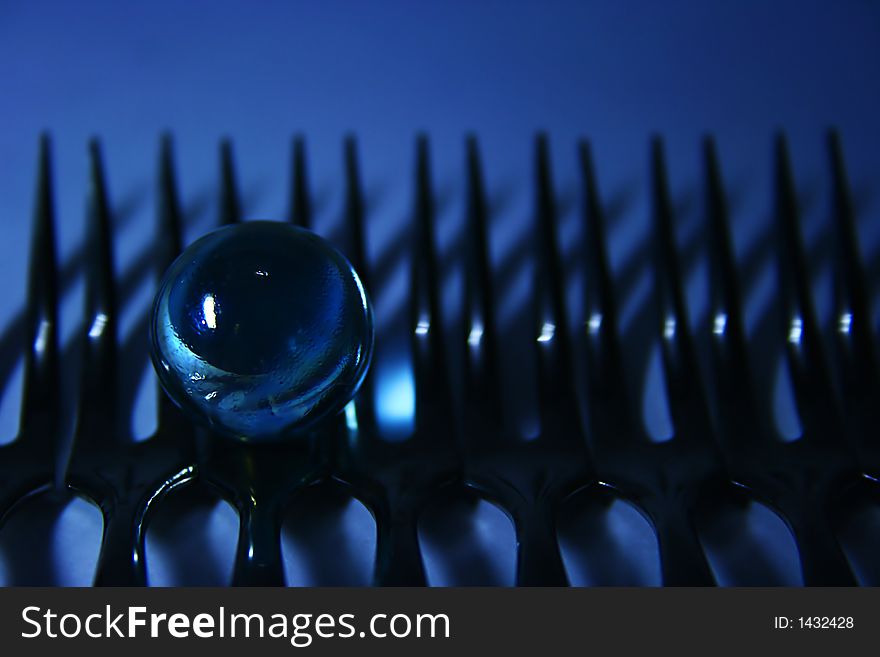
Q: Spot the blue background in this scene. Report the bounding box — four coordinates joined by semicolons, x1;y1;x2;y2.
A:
0;0;878;586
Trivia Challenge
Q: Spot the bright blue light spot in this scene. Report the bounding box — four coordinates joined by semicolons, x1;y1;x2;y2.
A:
344;400;359;432
376;362;415;439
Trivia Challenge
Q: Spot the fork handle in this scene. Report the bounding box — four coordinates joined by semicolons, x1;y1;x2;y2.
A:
373;511;427;586
653;506;716;586
232;501;285;586
93;504;147;586
516;508;568;586
792;517;857;585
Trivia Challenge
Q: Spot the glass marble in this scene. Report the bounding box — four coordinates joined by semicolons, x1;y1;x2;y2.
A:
150;220;373;441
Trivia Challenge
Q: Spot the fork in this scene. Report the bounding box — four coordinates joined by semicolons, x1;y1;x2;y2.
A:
704;133;860;585
578;137;728;586
331;135;461;586
826;131;880;481
0;135;60;530
64;137;198;586
461;135;593;586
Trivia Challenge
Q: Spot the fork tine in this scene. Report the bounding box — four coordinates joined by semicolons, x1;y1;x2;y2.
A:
342;136;377;433
774;134;840;443
157;134;183;268
703;137;762;449
705;138;749;378
828;130;878;382
289;136;312;229
219;139;242;226
76;138;119;441
828;130;879;478
19;134;61;442
533;134;580;435
344;136;372;293
462;135;503;430
155;134;188;431
577;140;636;446
579;142;621;384
410;134;453;435
650;137;714;443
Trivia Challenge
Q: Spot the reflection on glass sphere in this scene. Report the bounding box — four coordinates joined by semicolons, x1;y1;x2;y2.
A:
150;220;373;441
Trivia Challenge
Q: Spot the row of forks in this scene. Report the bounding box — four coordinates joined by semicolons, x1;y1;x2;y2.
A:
0;131;874;585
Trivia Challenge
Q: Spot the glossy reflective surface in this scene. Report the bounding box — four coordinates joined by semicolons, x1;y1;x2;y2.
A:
150;221;373;441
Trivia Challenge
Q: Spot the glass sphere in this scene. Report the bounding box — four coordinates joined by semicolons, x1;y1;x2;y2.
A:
150;220;373;441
